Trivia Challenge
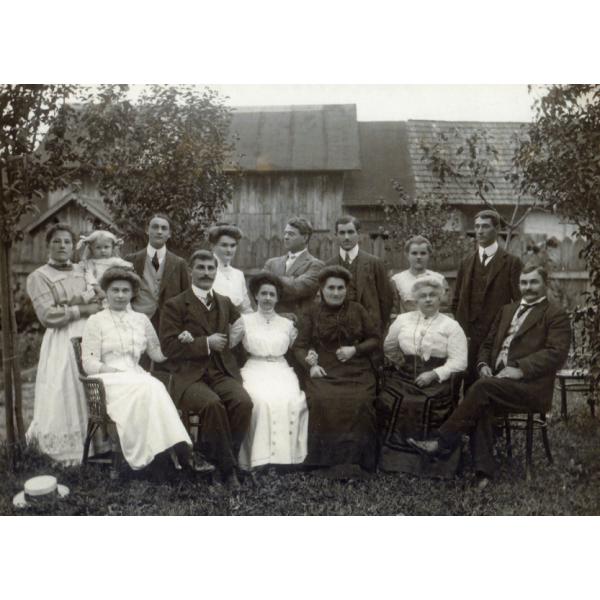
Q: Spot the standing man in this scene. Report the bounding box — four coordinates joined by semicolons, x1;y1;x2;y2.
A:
326;215;393;333
160;250;253;490
409;265;571;487
452;209;523;388
126;213;189;332
264;217;324;320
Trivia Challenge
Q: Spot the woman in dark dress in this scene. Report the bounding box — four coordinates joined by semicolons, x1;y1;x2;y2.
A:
294;265;380;478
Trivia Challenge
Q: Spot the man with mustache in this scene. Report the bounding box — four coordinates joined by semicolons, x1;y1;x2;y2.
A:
159;250;253;490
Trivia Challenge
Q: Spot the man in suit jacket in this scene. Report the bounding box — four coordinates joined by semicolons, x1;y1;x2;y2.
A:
264;217;324;320
409;265;571;486
452;209;523;387
160;249;252;489
125;213;189;332
325;215;393;333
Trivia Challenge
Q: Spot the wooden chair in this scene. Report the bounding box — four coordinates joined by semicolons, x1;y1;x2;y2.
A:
70;337;122;476
555;369;593;419
502;412;553;481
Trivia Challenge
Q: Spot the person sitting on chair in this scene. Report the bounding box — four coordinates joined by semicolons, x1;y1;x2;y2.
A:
408;264;571;488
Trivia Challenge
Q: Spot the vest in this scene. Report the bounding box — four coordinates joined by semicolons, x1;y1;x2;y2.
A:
201;300;228;380
132;254;165;317
468;254;492;322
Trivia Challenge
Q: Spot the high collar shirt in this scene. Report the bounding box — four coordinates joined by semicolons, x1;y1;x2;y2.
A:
339;245;359;264
146;244;167;265
478;241;498;266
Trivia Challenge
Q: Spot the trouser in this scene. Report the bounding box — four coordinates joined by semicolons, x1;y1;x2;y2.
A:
180;374;253;474
439;377;543;477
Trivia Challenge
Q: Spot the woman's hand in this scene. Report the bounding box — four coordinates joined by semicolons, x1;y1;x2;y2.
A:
100;365;122;373
335;346;356;363
178;330;194;344
305;349;319;367
415;370;439;388
310;365;327;378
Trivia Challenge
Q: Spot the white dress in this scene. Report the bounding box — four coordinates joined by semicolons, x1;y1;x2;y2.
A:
26;263;91;465
231;312;308;469
212;260;253;314
82;308;191;469
391;269;448;314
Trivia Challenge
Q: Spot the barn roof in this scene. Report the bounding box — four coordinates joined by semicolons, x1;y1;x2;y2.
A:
406;119;535;206
25;194;113;234
226;104;361;172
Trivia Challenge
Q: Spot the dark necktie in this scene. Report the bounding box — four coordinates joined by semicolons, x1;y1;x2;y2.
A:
204;292;214;310
151;252;160;271
481;251;488;266
343;252;352;268
516;303;535;319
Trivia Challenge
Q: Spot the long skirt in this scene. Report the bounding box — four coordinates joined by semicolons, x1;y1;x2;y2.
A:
97;370;191;470
377;360;461;477
304;358;377;470
27;319;89;465
238;357;308;470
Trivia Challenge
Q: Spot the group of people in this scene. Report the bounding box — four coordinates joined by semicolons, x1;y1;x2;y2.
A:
25;208;572;490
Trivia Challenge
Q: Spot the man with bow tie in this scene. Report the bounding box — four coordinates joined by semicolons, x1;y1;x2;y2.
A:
452;209;523;389
263;217;324;320
159;250;252;489
408;264;571;487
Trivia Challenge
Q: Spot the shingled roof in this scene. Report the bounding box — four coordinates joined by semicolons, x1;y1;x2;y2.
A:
406;120;535;205
226;104;361;172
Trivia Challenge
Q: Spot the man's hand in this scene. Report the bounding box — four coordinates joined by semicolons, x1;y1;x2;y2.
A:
335;346;356;363
479;364;493;378
496;366;524;380
415;370;438;388
78;303;101;317
178;330;194;344
310;365;327;378
207;333;228;352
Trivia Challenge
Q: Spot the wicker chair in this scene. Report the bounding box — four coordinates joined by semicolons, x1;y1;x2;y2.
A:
71;337;122;474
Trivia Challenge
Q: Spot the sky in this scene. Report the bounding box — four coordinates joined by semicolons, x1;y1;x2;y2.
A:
206;84;539;123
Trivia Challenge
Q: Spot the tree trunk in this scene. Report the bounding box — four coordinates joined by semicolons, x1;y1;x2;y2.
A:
0;240;17;469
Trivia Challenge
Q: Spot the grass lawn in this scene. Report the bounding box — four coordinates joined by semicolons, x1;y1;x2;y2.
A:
1;382;599;515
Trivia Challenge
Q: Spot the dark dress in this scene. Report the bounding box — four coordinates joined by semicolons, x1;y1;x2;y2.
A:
294;301;380;470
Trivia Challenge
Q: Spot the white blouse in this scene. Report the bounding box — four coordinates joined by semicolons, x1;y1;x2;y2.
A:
212;262;253;314
384;311;467;382
230;311;297;356
82;308;167;375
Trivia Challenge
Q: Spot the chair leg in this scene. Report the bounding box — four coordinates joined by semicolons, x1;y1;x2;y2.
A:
525;413;534;481
504;417;512;460
589;396;596;418
560;380;568;420
82;422;99;465
540;413;553;464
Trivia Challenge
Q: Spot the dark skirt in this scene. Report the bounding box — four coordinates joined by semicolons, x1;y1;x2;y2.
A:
304;356;377;470
377;356;461;477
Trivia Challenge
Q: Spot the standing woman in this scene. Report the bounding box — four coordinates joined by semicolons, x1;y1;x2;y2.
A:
209;224;253;314
26;223;102;464
294;265;380;478
390;235;448;316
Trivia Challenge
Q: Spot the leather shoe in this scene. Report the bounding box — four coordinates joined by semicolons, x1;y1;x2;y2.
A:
223;470;241;492
183;453;216;474
474;473;491;491
407;437;442;457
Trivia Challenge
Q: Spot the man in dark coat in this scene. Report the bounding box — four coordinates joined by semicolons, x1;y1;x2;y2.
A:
159;249;252;489
409;264;571;487
452;209;523;387
325;215;393;333
125;213;189;332
264;217;324;320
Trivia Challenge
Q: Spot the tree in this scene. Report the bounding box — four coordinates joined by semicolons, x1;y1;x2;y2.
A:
76;85;237;255
516;84;600;394
0;84;82;467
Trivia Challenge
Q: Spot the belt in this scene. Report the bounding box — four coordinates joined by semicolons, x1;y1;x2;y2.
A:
249;356;285;363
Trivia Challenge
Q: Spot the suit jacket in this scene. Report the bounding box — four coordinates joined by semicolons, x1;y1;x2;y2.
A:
325;249;393;331
126;248;190;313
159;288;242;406
264;250;324;318
452;247;522;338
478;298;571;410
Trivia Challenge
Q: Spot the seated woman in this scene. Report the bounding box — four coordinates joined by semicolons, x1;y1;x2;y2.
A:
81;267;194;471
390;235;449;317
294;265;380;478
376;277;467;476
230;272;308;470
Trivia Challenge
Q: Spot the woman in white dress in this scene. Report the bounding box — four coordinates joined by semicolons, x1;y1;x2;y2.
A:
390;235;448;316
230;272;308;470
81;267;193;470
26;223;103;464
209;224;253;314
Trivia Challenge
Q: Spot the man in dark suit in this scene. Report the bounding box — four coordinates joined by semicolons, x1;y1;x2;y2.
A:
159;249;253;490
409;265;571;487
126;213;189;332
325;215;393;333
452;209;523;388
264;217;324;320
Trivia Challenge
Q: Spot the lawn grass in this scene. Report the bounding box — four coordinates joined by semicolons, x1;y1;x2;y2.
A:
2;393;599;516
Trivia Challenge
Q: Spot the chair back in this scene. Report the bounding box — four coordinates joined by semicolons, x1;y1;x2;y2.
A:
71;337;86;377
